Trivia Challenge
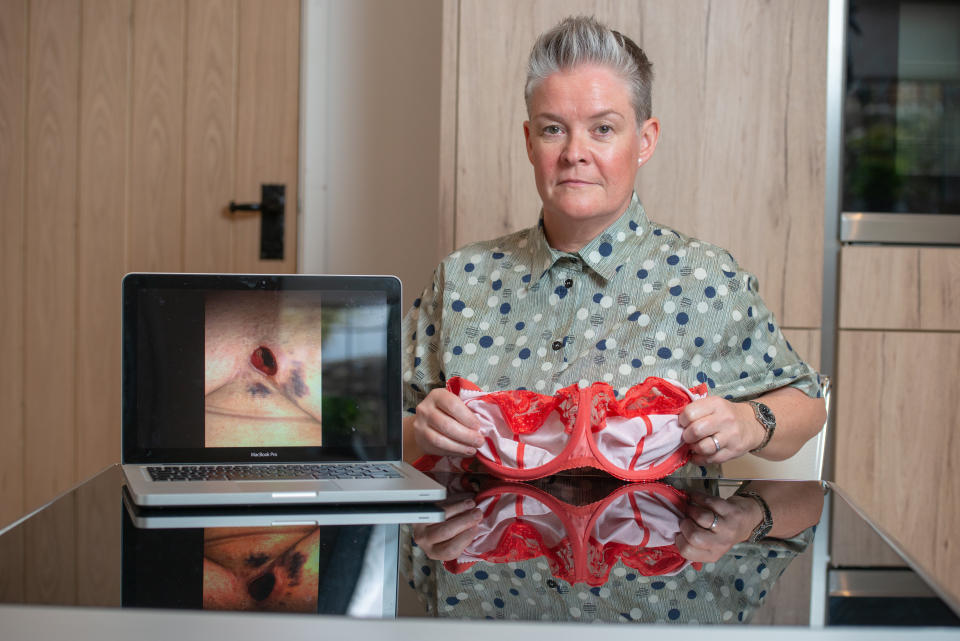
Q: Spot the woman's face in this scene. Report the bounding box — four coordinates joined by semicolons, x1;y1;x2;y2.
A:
524;64;659;244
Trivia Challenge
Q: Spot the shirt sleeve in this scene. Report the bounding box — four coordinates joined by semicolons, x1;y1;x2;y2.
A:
401;263;447;418
706;263;823;401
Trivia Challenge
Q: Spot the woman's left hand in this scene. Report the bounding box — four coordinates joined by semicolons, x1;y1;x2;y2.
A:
678;396;764;464
676;491;763;563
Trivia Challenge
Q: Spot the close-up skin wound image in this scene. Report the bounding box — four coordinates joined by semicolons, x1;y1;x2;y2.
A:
202;526;321;612
204;291;324;447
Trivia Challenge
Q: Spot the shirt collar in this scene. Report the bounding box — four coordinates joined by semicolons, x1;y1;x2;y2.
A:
525;193;650;284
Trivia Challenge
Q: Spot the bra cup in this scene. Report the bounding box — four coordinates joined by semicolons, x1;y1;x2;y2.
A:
594;414;688;473
588;377;702;481
590;486;686;549
465;494;567;555
446;486;579;576
584;483;693;582
467;398;571;472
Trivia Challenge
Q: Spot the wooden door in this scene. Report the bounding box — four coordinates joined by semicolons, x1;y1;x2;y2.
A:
0;0;300;527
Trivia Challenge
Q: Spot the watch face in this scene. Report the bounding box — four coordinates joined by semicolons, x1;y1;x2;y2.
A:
757;403;775;426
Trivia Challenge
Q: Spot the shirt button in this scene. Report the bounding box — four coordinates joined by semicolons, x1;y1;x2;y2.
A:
552;340;563;351
564;278;573;289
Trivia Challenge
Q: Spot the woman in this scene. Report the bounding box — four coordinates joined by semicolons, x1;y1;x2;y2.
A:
402;18;825;482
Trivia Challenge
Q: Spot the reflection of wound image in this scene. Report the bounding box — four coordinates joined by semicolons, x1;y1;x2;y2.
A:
202;526;320;612
205;291;323;447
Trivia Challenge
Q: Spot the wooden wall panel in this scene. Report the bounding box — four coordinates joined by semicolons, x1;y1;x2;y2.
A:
76;471;122;606
24;493;77;605
451;0;826;328
781;328;821;372
0;0;302;528
24;0;80;512
0;0;26;529
129;0;185;272
919;249;960;330
831;490;906;567
839;246;960;330
839;246;919;329
76;0;130;482
0;526;25;602
639;0;826;329
437;0;459;261
835;330;960;601
184;0;237;271
235;0;299;273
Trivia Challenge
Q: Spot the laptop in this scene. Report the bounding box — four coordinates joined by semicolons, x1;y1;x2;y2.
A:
121;273;446;506
121;485;445;529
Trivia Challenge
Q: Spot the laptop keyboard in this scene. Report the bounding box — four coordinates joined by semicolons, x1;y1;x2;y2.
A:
146;463;403;482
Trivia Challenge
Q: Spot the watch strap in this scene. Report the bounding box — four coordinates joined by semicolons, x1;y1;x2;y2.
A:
737;489;773;543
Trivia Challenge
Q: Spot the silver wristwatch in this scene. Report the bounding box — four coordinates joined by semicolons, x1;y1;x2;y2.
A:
747;400;776;453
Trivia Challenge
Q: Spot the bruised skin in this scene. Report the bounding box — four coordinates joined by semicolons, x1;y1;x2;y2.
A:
204;291;323;447
203;526;320;612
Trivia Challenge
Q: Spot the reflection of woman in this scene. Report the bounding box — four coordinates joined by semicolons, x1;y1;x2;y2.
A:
402;478;824;624
402;17;826;473
205;291;324;447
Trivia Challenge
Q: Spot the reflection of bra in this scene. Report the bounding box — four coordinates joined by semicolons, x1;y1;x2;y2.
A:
420;376;707;481
443;481;701;586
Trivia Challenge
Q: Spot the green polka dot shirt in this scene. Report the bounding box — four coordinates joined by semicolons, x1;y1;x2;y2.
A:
403;194;821;416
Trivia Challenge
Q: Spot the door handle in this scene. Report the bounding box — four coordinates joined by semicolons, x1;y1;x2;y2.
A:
229;183;285;260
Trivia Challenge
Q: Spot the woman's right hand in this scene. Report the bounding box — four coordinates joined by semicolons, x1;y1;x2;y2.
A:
411;388;485;457
413;497;483;561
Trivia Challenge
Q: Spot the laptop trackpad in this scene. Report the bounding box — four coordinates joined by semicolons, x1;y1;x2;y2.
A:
268;481;341;498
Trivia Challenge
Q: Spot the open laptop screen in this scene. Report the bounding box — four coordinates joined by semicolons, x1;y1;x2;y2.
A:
122;274;402;463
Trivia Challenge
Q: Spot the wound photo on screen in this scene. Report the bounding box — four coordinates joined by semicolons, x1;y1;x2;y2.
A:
204;291;324;447
202;526;320;612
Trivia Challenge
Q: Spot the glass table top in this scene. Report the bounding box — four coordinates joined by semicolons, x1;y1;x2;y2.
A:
0;466;957;630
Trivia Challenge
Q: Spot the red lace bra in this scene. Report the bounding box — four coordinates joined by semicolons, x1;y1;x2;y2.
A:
439;481;700;586
418;376;707;481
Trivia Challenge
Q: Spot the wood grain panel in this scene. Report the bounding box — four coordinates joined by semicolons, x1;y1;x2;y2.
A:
184;0;237;271
839;246;920;329
639;0;826;328
781;328;821;372
437;0;459;261
453;0;826;328
129;0;185;272
235;0;299;273
831;491;906;567
0;526;25;602
0;0;26;529
76;0;130;482
835;330;960;602
24;491;76;604
76;469;122;606
918;249;960;331
24;0;80;512
840;246;960;330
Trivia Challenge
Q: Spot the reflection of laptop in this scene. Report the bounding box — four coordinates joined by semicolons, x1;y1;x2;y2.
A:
121;486;444;529
121;273;446;506
120;490;415;616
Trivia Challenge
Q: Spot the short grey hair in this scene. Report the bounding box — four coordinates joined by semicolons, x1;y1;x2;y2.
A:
525;16;653;125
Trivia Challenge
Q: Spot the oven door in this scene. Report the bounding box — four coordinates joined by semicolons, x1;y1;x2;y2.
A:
841;0;960;244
